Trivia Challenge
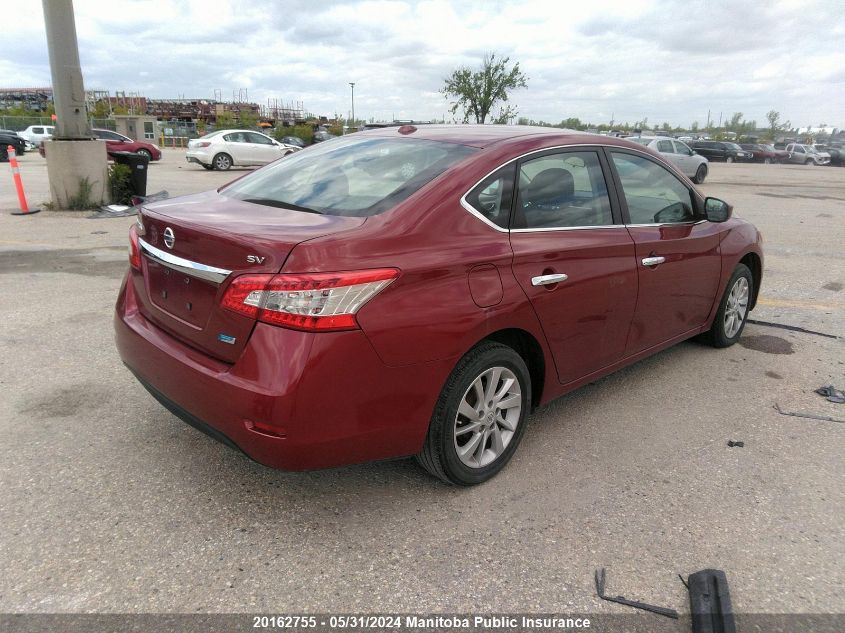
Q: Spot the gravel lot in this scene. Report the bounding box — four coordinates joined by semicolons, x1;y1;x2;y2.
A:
0;150;843;619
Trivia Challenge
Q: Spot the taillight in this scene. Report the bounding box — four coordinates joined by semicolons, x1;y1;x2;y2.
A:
221;268;400;332
128;220;143;270
195;141;211;148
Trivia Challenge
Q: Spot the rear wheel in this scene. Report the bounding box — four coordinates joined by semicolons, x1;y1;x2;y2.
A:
416;342;531;485
212;153;232;170
700;264;753;348
693;164;708;184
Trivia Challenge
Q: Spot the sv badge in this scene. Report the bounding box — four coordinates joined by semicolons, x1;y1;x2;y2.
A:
246;255;266;264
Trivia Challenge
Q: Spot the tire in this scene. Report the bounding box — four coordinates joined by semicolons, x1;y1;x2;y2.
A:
726;156;734;163
212;153;232;170
804;157;811;166
763;157;772;164
416;342;531;485
136;148;152;161
693;164;707;184
700;264;753;348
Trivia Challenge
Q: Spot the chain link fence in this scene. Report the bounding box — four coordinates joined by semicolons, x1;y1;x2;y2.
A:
0;116;116;132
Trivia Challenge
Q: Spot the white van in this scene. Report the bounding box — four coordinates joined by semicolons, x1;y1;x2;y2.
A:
19;125;55;147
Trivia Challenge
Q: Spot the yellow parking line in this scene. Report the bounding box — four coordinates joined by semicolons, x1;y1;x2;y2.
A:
757;296;845;310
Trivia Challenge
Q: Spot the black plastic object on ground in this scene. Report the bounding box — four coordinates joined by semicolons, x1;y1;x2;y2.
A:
112;151;149;197
815;385;845;404
687;569;736;633
594;568;679;619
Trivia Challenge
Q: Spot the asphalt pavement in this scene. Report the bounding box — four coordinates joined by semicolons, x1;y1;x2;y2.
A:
0;151;842;618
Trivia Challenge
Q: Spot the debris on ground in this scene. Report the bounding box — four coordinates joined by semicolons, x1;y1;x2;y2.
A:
814;385;845;404
594;568;678;619
727;440;744;448
687;569;737;633
88;190;169;219
773;403;845;424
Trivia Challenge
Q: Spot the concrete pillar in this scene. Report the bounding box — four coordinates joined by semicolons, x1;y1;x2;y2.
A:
41;0;109;207
45;141;109;208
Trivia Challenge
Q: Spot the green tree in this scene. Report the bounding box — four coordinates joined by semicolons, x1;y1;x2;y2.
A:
215;111;236;130
91;100;111;119
690;121;700;132
559;117;583;130
238;109;259;129
442;52;527;124
765;110;790;140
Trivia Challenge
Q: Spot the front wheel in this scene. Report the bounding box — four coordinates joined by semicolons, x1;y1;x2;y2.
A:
136;148;152;161
700;264;753;348
416;342;531;485
726;156;734;163
763;157;772;164
693;164;708;184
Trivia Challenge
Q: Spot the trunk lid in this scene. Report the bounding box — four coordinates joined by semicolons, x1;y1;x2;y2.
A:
134;190;366;362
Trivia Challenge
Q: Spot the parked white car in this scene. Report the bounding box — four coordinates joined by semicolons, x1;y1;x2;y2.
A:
19;125;55;147
628;136;710;183
785;143;830;166
186;130;300;170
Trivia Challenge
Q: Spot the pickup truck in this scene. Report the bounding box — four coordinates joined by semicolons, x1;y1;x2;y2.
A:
785;143;831;166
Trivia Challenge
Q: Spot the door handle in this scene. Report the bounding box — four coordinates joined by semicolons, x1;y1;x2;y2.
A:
641;256;666;267
532;273;568;286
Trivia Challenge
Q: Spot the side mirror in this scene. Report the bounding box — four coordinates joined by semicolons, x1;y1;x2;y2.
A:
704;197;732;222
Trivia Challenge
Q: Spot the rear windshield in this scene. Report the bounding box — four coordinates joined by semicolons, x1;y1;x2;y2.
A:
627;137;653;146
222;136;476;217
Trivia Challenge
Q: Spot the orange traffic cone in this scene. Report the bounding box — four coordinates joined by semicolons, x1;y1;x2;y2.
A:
8;145;39;216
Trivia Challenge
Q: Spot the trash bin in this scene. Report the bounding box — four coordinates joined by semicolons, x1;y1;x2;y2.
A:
112;151;149;197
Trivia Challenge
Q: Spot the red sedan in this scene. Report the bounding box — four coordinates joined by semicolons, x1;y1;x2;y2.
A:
115;126;763;484
93;128;161;161
39;128;162;161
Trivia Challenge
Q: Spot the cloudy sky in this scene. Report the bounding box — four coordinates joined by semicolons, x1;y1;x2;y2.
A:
3;0;844;128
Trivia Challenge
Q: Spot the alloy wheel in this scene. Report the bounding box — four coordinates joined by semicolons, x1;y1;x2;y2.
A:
724;277;749;338
453;366;522;468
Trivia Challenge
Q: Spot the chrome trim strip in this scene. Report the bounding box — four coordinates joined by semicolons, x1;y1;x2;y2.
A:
139;238;232;284
459;142;705;234
511;224;623;233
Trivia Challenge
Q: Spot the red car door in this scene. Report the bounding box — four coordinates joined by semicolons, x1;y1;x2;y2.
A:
607;150;722;355
507;148;638;385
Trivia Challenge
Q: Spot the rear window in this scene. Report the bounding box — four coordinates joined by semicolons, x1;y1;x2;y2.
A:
223;137;476;217
627;137;652;146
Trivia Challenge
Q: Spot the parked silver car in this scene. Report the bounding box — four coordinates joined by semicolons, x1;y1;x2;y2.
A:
628;136;709;183
785;143;831;166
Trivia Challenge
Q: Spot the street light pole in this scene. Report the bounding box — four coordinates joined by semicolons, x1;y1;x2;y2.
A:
349;82;355;132
41;0;108;208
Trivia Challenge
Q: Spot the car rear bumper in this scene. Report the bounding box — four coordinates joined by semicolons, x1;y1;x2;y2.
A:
114;272;449;470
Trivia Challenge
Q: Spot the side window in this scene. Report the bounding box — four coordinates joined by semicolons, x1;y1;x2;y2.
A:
223;132;245;143
32;127;43;134
464;164;515;229
514;151;612;229
247;132;274;145
611;152;696;225
673;141;691;155
657;140;674;153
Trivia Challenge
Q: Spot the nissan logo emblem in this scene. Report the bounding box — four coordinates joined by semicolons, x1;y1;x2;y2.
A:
163;227;175;249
